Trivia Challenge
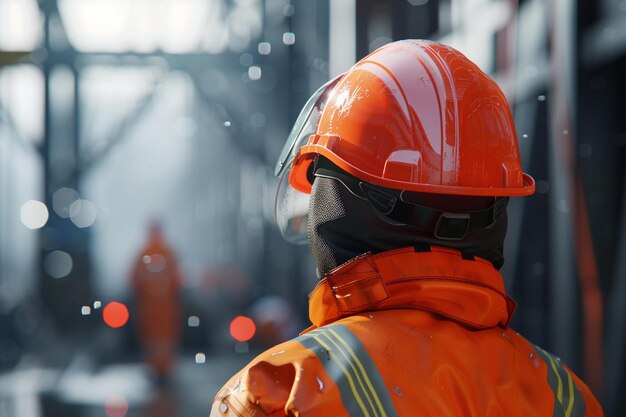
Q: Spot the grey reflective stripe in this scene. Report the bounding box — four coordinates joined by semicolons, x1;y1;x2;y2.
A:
535;346;586;417
295;323;398;417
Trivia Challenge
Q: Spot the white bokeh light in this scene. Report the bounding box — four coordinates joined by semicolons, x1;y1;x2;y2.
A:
69;199;97;228
282;32;295;45
20;200;49;229
248;65;261;80
257;41;271;55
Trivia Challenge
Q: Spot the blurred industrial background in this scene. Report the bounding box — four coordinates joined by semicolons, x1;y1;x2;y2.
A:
0;0;624;416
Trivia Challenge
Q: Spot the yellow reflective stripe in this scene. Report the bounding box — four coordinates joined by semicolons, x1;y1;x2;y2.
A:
327;328;388;417
312;334;372;417
546;353;564;403
565;368;575;417
317;331;380;417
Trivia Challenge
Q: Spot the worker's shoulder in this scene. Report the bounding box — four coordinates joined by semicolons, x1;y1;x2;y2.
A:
210;336;337;417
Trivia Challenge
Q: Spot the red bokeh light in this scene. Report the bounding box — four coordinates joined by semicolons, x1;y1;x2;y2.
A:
103;302;129;329
104;394;128;417
230;315;256;342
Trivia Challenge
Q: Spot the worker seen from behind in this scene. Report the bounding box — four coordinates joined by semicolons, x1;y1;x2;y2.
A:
210;40;604;416
131;221;182;382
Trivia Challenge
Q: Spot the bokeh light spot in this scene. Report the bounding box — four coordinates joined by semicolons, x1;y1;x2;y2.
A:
258;41;271;55
103;302;129;329
195;353;206;364
44;250;73;278
248;65;261;80
239;52;253;67
20;200;49;229
104;394;129;417
69;199;97;228
188;315;200;327
229;315;256;342
52;187;79;218
282;32;295;45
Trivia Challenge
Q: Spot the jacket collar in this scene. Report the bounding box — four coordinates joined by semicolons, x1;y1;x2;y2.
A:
306;246;516;332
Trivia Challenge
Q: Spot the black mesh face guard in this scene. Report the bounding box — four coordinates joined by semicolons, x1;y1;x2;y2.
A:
312;157;508;240
307;157;509;276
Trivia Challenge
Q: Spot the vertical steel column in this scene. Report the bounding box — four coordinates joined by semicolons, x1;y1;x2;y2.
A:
547;0;578;367
38;0;92;331
603;164;626;416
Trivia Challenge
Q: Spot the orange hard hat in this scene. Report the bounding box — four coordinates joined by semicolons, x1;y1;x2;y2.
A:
275;39;535;243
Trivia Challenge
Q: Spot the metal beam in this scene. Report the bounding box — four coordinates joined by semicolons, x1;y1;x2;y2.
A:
78;76;166;173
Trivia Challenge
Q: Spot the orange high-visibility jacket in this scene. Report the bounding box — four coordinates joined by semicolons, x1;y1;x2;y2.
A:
210;246;604;417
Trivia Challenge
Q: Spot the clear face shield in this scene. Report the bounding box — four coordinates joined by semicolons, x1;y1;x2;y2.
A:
274;76;341;244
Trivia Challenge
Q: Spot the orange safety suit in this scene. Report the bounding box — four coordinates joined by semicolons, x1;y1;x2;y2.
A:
210;246;604;417
131;227;182;377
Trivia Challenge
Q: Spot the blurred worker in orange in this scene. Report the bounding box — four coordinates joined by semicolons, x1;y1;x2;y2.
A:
210;40;603;416
131;221;182;382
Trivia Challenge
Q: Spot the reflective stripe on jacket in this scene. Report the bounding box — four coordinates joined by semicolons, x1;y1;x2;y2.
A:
210;246;604;417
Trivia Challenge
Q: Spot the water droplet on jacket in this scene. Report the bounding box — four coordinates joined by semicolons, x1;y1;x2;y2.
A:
271;350;286;356
368;314;374;319
315;376;324;391
529;352;535;359
392;386;403;396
